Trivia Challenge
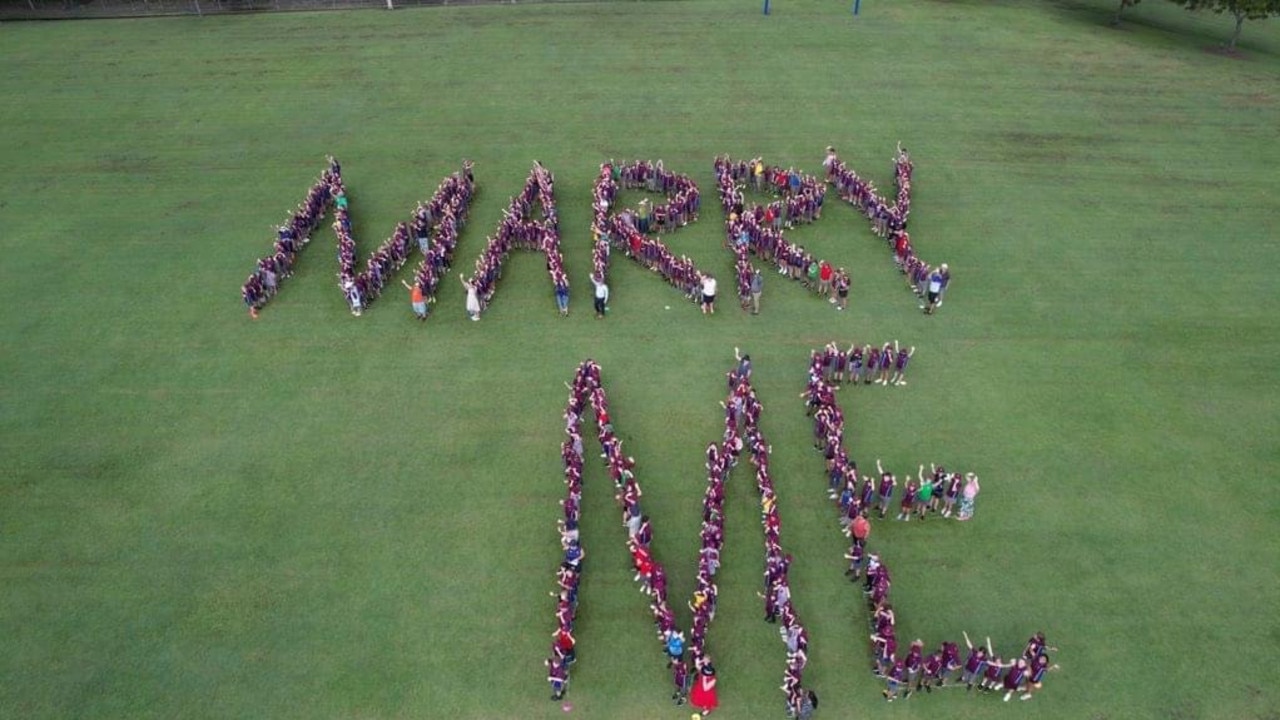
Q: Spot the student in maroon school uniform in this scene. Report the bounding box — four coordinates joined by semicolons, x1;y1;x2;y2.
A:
865;344;881;385
979;651;1011;693
883;658;906;702
959;631;989;691
889;341;914;386
876;342;895;385
902;639;924;698
1022;652;1059;700
896;475;918;521
876;460;896;519
672;658;690;705
917;651;943;694
870;632;897;676
1023;631;1057;660
858;472;874;513
546;656;568;700
939;640;961;684
1002;658;1029;702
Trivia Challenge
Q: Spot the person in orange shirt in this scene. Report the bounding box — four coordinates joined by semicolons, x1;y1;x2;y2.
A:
401;279;427;321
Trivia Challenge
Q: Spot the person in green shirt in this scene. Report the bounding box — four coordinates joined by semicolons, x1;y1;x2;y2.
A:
335;192;348;211
916;470;934;521
806;260;819;290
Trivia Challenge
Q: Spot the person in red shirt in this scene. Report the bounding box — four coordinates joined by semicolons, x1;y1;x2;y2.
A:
553;627;576;665
690;664;719;715
894;231;911;269
817;261;833;298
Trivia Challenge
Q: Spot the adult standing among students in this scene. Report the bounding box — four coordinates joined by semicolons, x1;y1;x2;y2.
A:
834;268;850;310
936;263;951;306
401;279;427;321
701;274;717;315
957;473;980;520
750;268;763;315
923;266;945;315
460;273;481;321
690;664;719;716
592;274;609;319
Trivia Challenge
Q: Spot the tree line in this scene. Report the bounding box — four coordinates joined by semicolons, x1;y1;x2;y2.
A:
1113;0;1279;49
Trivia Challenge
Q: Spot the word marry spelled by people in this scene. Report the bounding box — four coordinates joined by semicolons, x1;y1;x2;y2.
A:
240;148;951;320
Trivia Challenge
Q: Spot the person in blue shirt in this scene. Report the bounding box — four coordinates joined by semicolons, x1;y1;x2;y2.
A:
665;630;685;668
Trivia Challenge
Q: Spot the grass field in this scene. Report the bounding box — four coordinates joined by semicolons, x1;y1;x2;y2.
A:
2;1;1279;718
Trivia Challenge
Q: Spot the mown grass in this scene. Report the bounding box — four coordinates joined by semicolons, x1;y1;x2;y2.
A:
0;1;1277;718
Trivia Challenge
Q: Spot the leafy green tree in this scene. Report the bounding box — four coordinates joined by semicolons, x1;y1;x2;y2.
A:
1173;0;1280;49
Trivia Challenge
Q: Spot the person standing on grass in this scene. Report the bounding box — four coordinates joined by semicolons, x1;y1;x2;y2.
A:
959;631;988;691
1002;658;1029;702
902;639;924;698
940;471;961;518
665;629;685;668
637;197;652;234
846;343;864;385
865;344;881;385
1022;652;1059;700
817;260;833;298
554;626;576;666
700;274;717;315
924;266;945;315
889;342;914;386
672;658;690;705
460;274;481;321
871;632;897;676
591;274;609;319
834;268;849;310
897;475;918;521
546;656;568;700
876;461;896;519
915;471;933;521
957;473;980;520
1023;631;1057;660
876;342;894;385
882;659;906;702
750;268;763;315
936;263;951;307
401;279;428;321
823;146;838;180
690;664;719;716
805;258;820;290
553;271;570;317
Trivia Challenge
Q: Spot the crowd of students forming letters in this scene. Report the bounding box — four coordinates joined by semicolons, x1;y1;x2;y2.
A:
240;157;476;319
243;146;952;320
802;351;1060;703
461;162;565;321
590;161;709;311
548;354;819;718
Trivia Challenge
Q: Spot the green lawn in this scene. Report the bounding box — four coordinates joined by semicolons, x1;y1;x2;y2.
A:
1;1;1278;718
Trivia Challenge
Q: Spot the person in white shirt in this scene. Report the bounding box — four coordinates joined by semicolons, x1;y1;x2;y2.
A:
700;274;717;315
592;275;609;318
